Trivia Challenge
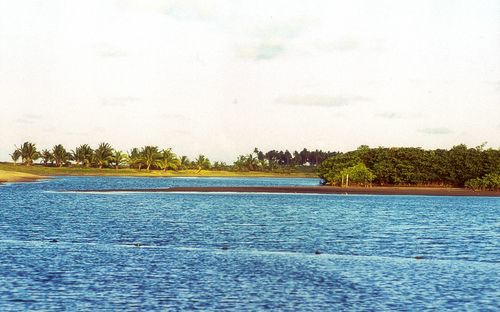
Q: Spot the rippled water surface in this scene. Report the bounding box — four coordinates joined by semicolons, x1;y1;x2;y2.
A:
0;176;499;311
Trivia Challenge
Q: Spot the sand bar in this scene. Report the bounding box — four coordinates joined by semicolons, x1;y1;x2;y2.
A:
0;170;43;183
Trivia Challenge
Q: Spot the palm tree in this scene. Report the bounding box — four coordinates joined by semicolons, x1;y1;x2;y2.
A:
212;161;228;171
158;148;180;171
233;155;247;171
18;142;39;166
10;149;21;166
128;148;144;170
41;149;53;166
267;159;278;171
52;144;70;167
179;155;190;170
94;142;114;169
141;146;161;171
111;150;128;169
72;144;93;167
195;154;211;173
244;153;260;171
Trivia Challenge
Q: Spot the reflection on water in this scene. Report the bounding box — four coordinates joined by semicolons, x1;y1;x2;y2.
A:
0;176;499;311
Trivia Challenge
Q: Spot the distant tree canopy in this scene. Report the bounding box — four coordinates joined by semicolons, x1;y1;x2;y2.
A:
10;142;332;174
318;144;500;188
10;142;499;190
255;148;335;167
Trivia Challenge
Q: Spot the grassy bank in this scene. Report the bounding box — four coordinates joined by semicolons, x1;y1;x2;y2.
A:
0;169;43;183
0;163;318;179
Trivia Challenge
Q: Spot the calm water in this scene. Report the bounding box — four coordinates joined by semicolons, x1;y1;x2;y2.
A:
0;176;498;311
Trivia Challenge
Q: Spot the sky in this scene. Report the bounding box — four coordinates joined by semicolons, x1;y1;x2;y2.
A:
1;0;499;162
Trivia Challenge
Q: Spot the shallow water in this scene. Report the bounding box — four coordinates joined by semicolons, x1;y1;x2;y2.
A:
0;176;498;311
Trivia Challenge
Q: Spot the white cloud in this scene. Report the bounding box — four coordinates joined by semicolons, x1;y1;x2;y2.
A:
418;128;453;135
116;0;217;20
276;95;370;107
95;43;128;57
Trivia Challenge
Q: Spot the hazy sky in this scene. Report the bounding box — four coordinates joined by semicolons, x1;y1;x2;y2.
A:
1;0;499;162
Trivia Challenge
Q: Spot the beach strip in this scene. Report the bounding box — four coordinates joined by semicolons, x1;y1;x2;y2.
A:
0;170;43;183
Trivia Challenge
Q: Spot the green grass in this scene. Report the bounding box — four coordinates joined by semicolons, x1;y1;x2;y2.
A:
0;163;318;178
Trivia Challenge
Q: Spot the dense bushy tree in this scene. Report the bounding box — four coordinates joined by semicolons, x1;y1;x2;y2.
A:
319;145;500;187
465;173;500;191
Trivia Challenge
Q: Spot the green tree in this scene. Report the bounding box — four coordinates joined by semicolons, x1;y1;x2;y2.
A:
179;155;190;170
94;142;114;169
195;155;211;173
128;148;144;170
41;149;53;166
233;155;247;171
10;149;21;166
18;142;39;166
141;146;161;171
158;148;180;171
111;150;128;169
72;144;93;167
318;152;360;185
245;153;260;171
52;144;70;167
339;163;376;187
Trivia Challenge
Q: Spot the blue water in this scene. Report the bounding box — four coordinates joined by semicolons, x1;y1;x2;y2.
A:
0;176;498;311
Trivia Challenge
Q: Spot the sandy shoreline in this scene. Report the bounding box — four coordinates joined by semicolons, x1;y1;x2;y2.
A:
0;170;44;184
69;186;500;197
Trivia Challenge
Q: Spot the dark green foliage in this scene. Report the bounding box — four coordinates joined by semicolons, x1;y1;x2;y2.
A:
231;148;336;172
319;145;500;187
259;148;335;166
465;173;500;191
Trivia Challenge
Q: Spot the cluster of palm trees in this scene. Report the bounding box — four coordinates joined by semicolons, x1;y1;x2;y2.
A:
10;142;211;172
10;142;324;173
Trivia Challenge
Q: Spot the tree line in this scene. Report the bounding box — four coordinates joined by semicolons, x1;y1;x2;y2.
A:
9;142;333;173
318;144;500;191
229;148;335;172
10;142;210;172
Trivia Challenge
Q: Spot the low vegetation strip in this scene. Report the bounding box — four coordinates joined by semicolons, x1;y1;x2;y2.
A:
67;186;500;197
